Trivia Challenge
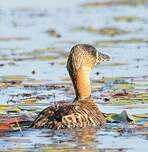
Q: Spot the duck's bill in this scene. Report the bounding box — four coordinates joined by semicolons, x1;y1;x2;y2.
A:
96;51;110;64
101;53;110;61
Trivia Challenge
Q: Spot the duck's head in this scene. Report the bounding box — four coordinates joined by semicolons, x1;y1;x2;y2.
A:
67;44;110;100
67;44;110;74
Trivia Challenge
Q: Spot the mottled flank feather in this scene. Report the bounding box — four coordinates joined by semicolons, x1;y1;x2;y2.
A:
31;96;105;129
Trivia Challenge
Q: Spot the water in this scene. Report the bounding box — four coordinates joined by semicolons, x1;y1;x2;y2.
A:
0;0;148;151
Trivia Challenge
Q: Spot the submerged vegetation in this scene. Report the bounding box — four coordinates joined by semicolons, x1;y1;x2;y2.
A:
81;0;148;7
72;26;130;36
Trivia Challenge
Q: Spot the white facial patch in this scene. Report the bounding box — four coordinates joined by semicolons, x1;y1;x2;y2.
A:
96;51;99;60
95;51;100;65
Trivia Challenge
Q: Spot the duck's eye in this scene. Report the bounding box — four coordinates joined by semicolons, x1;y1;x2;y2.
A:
97;57;103;63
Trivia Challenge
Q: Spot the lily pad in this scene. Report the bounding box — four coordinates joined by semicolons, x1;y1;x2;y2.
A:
22;97;37;104
72;26;129;36
29;48;67;61
0;37;29;41
106;110;148;123
35;55;58;61
32;48;65;55
124;104;148;109
95;38;148;47
116;83;135;90
41;147;70;152
2;75;28;82
22;79;51;86
81;0;148;8
0;105;21;113
111;97;148;105
126;38;147;43
100;76;127;82
98;27;129;36
0;114;33;131
114;16;141;22
0;123;11;132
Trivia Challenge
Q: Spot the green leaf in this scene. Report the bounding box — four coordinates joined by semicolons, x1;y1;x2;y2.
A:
0;105;21;113
114;16;140;22
72;26;130;36
41;147;70;152
35;55;58;61
2;75;28;82
106;111;148;123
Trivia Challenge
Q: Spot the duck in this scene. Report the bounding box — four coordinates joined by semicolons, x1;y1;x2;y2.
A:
31;44;110;129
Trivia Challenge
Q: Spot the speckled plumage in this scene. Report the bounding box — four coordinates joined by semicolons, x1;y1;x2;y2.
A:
31;97;105;129
31;44;110;129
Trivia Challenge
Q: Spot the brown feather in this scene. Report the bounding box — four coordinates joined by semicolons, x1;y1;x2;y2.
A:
31;96;105;129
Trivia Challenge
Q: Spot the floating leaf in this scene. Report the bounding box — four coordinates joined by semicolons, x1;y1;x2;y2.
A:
1;116;24;124
110;97;148;105
106;111;148;123
0;123;11;132
81;0;148;8
35;55;58;61
32;48;65;55
124;104;148;109
18;105;42;112
95;38;148;47
41;146;70;152
2;75;28;83
100;76;127;82
126;38;146;43
0;37;29;41
114;16;140;22
111;91;135;98
110;91;148;104
22;97;37;104
117;83;135;90
23;79;50;86
98;27;129;36
72;26;129;36
0;115;32;131
0;105;21;113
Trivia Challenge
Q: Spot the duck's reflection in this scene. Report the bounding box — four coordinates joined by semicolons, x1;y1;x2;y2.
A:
38;127;97;152
37;127;123;152
74;127;97;152
76;127;97;145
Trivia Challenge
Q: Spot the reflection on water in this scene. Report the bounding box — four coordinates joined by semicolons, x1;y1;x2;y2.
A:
0;125;147;152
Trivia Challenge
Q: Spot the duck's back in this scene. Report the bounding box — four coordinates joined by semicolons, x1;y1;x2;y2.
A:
31;97;105;129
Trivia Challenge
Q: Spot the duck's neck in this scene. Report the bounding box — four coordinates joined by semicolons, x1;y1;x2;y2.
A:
71;66;91;100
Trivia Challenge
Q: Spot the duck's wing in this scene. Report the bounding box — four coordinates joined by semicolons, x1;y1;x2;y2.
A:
62;100;106;129
31;98;105;129
31;104;73;129
31;106;55;128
